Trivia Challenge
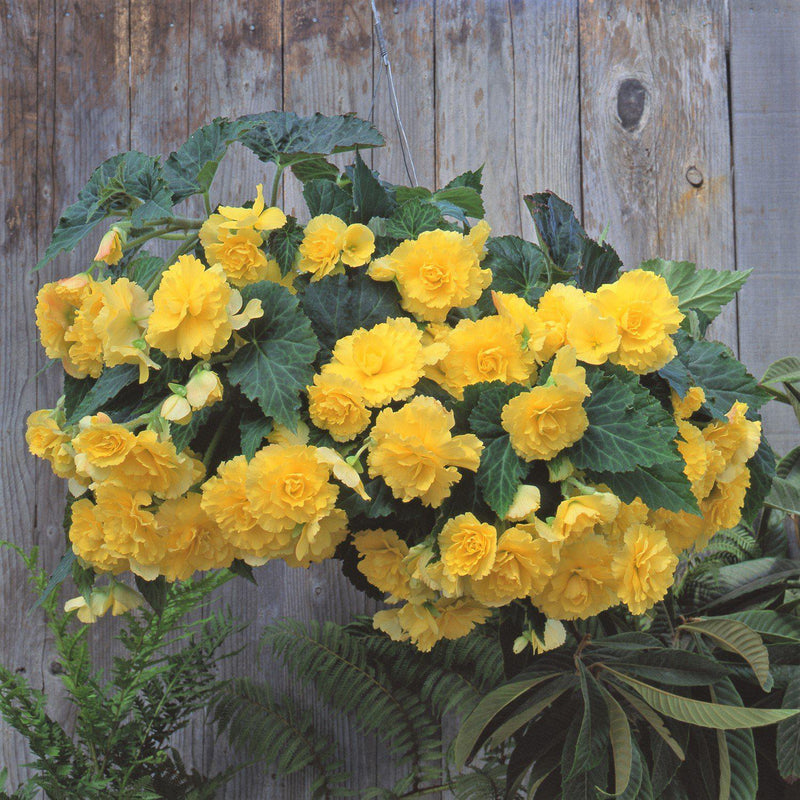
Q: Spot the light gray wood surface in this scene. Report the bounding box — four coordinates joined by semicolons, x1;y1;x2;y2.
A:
1;1;797;796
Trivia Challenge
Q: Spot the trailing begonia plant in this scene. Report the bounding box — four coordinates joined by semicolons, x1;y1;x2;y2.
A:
21;111;800;798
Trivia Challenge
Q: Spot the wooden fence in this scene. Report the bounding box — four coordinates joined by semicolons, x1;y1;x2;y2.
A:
1;0;798;796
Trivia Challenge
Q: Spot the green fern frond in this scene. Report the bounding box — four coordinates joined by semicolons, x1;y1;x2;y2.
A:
452;763;508;800
263;620;443;780
213;678;351;798
701;525;761;565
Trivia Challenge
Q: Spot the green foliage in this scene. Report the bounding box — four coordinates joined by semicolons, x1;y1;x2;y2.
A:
351;152;397;223
267;215;304;276
483;236;546;303
238;111;384;169
524;191;623;289
239;406;272;461
385;199;443;239
640;259;751;323
301;271;402;356
303;178;354;219
226;281;319;429
163;117;247;202
0;548;242;799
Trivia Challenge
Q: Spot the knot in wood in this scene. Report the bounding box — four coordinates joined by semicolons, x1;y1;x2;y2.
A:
617;78;647;131
685;165;704;187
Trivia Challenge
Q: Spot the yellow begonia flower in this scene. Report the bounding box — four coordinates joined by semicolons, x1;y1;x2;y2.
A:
470;526;555;606
26;409;74;480
35;273;93;369
649;507;707;554
705;402;761;483
94;277;158;383
552;491;620;542
439;513;497;580
565;304;621;365
217;184;287;232
94;228;124;265
378;227;492;323
437;315;537;398
146;256;234;360
267;420;310;447
353;528;411;600
397;602;442;652
68;497;129;574
612;524;678;615
324;317;444;408
408;546;459;600
161;394;192;425
368;396;483;508
341;223;376;267
65;588;113;624
246;444;338;534
72;413;137;479
533;533;616;620
307;373;371;442
64;282;105;379
186;369;223;410
373;608;409;643
298;214;347;279
530;619;568;655
593;269;683;374
529;284;590;363
155;492;235;582
504;484;542;521
283;508;349;567
700;466;751;539
205;226;270;287
435;597;490;641
671;386;706;420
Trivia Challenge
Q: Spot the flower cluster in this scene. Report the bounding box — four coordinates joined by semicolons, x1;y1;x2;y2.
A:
29;144;768;652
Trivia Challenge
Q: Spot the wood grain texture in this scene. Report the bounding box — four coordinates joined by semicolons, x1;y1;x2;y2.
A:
730;0;800;456
579;0;738;350
435;0;581;238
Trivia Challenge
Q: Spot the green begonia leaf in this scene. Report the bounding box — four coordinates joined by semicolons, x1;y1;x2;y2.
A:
384;199;443;239
640;259;750;322
240;409;273;461
164;117;247;202
301;272;402;355
443;166;484;194
660;332;771;419
591;461;699;514
66;364;140;425
267;218;304;277
37;152;174;270
431;185;484;219
303;179;353;219
484;235;547;303
567;365;679;473
226;282;319;430
291;156;339;183
351;151;396;223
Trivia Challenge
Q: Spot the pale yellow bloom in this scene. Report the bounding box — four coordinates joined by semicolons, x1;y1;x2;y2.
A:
439;513;497;579
217;184;287;232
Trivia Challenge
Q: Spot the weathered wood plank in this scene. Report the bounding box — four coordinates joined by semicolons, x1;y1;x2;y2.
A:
370;0;436;188
0;0;52;784
579;0;738;350
730;0;800;456
435;0;581;237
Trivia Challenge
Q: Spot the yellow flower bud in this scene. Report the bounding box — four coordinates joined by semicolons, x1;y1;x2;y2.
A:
161;394;192;424
94;228;124;265
185;369;223;410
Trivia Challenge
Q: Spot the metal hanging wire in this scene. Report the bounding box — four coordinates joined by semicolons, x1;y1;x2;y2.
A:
368;0;419;187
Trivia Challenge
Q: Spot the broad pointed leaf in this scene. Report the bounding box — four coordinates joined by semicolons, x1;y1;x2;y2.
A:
303;179;353;219
385;199;443;239
66;364;140;424
777;674;800;781
484;236;547;303
601;687;633;796
226;282;319;430
351;151;396;223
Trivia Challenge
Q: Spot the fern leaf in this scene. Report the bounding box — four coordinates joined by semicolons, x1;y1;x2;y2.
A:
213;678;351;798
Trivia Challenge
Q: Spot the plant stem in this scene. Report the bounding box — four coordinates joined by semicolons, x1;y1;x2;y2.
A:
270;165;285;207
203;190;212;216
397;783;451;799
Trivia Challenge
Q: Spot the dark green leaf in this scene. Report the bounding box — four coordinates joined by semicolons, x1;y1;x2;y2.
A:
659;332;771;419
640;259;751;322
135;574;167;614
291;156;339;183
351;152;396;223
301;272;402;355
765;475;800;515
384;199;443;239
613;649;731;686
592;460;699;514
164;117;246;202
431;186;485;219
66;364;140;424
524;191;585;274
722;611;800;644
267;217;303;277
302;179;353;219
226;282;319;430
761;356;800;387
33;548;77;610
444;166;484;194
567;365;679;472
170;405;213;452
484;236;546;303
240;409;272;460
693;558;800;613
601;687;632;796
237;111;384;167
741;436;776;524
566;662;610;780
578;238;623;291
648;717;688;796
37;152;173;270
228;559;257;585
777;674;800;781
63;374;93;420
476;435;526;519
125;254;165;289
711;680;757;800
